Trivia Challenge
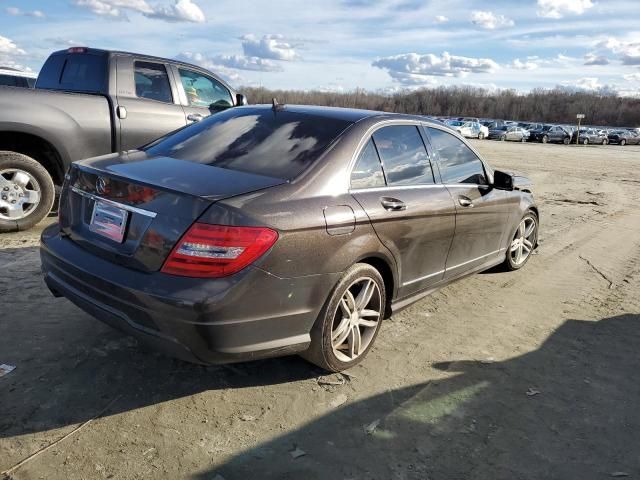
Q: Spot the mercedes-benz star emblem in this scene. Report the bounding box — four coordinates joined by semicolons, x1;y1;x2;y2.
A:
96;177;108;195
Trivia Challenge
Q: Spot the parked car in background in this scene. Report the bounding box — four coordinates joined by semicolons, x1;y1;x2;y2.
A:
41;105;538;372
0;67;37;88
572;128;608;145
498;126;529;142
446;120;488;139
529;125;571;144
608;130;640;146
0;47;246;232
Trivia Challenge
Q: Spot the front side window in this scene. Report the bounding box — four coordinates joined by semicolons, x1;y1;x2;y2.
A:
372;125;434;185
427;128;487;185
178;69;232;109
350;139;385;189
134;61;173;104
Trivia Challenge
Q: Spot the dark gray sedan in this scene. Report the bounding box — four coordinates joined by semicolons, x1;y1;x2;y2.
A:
40;105;539;372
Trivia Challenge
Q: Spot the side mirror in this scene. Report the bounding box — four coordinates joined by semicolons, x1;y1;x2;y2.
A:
492;170;514;191
236;93;248;106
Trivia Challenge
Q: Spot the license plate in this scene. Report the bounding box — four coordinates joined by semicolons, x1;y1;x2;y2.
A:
89;200;128;243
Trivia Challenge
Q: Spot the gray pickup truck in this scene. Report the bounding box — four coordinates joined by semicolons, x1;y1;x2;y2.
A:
0;47;246;232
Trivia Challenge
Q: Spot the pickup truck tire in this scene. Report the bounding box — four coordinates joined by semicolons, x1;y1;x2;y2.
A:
0;152;55;232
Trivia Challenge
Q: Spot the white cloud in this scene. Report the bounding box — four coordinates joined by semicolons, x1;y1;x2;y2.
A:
470;11;514;30
241;34;300;61
594;37;640;65
146;0;205;23
434;15;449;24
74;0;205;22
624;73;640;82
373;52;499;85
584;53;609;66
177;52;244;83
511;58;539;70
0;35;29;70
212;54;282;72
537;0;594;19
5;6;45;17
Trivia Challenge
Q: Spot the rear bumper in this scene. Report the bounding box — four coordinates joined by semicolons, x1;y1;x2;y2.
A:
40;223;340;364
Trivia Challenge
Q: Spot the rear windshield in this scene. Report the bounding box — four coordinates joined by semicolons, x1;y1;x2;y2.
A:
36;52;107;93
144;108;353;180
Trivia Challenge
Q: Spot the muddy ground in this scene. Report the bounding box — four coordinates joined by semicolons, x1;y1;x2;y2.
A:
1;141;640;480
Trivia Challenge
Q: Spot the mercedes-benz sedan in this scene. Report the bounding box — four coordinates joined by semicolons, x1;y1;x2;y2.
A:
41;105;539;372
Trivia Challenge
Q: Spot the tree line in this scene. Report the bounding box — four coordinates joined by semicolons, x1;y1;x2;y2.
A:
243;86;640;128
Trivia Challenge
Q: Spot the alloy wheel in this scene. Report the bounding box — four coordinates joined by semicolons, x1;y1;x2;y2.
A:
0;168;41;221
331;276;382;363
510;216;537;267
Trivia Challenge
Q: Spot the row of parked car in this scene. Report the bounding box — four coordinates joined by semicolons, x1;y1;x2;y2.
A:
439;116;640;146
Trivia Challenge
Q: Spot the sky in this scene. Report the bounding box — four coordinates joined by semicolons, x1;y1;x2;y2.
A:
0;0;639;96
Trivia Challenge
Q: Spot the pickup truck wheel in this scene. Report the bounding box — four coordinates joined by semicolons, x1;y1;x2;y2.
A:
0;152;55;232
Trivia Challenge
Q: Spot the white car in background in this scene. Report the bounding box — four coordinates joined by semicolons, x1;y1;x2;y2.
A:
0;67;37;88
446;119;489;139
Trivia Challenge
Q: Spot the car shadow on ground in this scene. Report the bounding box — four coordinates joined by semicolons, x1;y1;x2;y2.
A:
194;313;640;480
0;247;320;443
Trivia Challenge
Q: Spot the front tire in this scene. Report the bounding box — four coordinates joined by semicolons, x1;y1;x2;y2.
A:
302;263;385;372
602;139;608;145
542;135;549;144
500;135;506;141
583;138;589;145
563;137;570;145
502;211;538;271
478;132;485;140
620;139;626;146
0;152;55;233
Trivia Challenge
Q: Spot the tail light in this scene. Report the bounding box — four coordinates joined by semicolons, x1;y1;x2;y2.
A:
161;224;278;278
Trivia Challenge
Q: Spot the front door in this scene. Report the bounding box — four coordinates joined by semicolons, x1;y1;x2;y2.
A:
115;57;187;151
349;125;457;298
425;127;511;278
173;66;234;124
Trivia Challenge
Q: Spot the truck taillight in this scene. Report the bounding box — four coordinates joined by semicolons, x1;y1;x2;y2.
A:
67;47;88;54
161;224;278;278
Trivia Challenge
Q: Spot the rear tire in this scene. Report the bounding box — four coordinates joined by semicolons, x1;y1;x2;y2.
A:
301;263;386;372
563;137;570;145
602;139;608;145
0;152;55;233
620;139;626;146
542;135;549;144
583;138;589;145
478;132;485;140
500;135;506;141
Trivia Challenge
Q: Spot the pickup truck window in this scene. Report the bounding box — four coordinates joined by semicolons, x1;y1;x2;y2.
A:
178;68;232;108
37;53;107;93
134;61;173;104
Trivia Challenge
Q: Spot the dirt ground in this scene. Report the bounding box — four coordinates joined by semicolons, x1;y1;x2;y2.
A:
1;141;640;480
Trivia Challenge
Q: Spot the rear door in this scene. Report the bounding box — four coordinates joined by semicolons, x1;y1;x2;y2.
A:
350;124;457;298
171;65;235;124
115;56;188;151
425;127;511;278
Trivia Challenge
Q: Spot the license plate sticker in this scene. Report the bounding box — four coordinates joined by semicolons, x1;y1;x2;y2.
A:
89;200;128;243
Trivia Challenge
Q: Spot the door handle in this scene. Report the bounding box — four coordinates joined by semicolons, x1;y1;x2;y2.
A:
187;113;204;122
380;197;407;211
458;195;474;208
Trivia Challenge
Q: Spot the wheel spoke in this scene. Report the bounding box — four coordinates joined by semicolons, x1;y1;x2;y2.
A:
23;189;40;204
6;203;24;218
358;318;378;328
523;238;533;250
12;171;31;189
510;239;520;252
332;316;351;343
524;221;535;238
516;244;523;264
339;297;352;319
348;326;361;358
518;221;525;238
0;175;10;188
360;309;380;318
354;279;375;310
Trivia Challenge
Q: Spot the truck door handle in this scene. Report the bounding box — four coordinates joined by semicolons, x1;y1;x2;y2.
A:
116;106;127;119
380;197;407;211
458;195;474;208
187;113;204;122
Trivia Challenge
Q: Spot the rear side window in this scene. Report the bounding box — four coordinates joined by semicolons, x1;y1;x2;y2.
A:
372;125;434;185
144;108;352;180
134;62;173;103
427;128;487;185
351;140;385;189
36;53;107;92
0;74;19;87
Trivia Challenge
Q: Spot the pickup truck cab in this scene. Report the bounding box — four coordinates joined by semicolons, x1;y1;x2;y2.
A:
0;47;245;232
0;67;37;88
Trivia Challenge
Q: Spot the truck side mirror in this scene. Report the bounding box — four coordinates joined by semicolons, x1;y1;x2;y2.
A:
236;93;248;106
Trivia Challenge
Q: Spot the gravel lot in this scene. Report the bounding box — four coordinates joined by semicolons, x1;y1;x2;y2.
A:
2;141;640;480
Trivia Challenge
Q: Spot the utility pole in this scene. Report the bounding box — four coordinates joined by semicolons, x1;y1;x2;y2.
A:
576;114;585;145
